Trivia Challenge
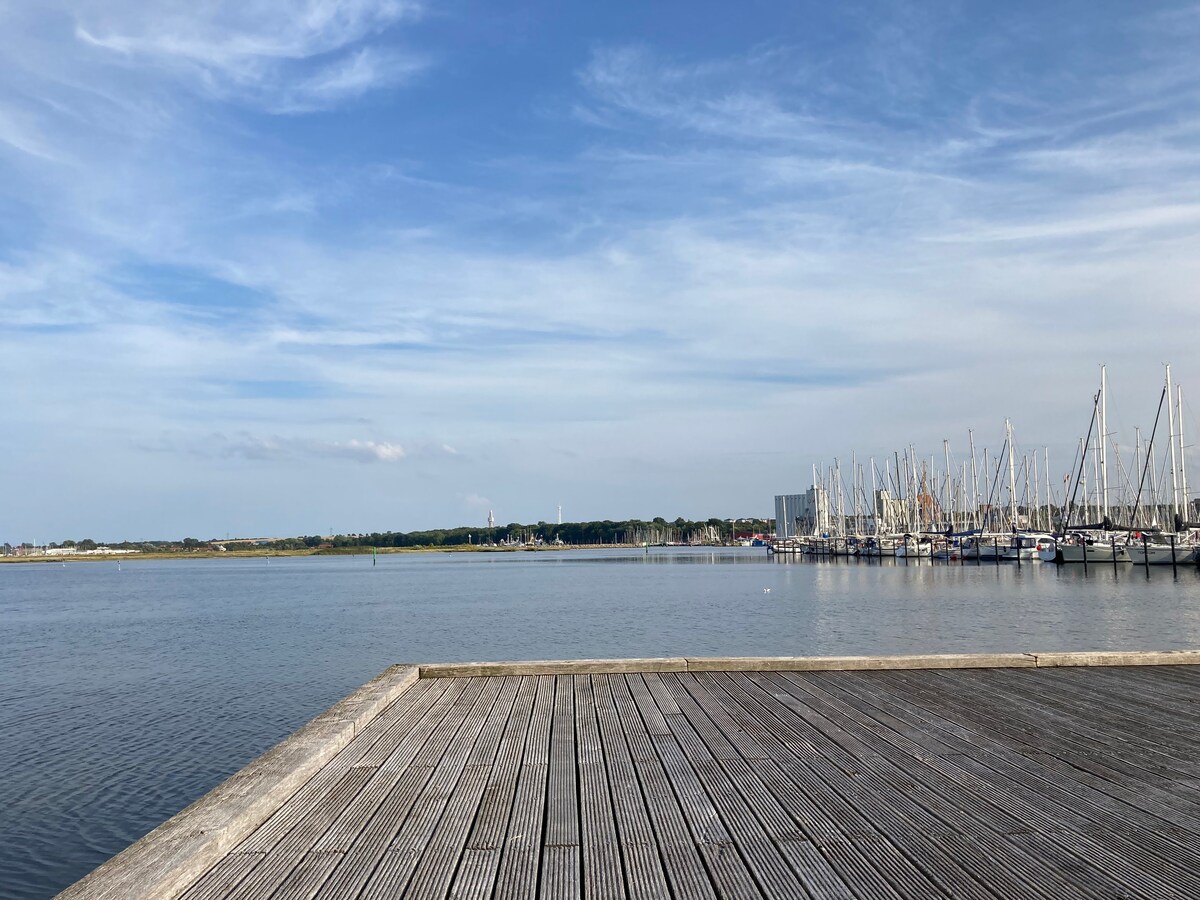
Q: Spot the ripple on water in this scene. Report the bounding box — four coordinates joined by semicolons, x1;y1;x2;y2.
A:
4;550;1200;897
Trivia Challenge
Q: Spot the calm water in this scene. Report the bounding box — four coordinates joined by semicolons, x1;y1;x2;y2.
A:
3;548;1200;898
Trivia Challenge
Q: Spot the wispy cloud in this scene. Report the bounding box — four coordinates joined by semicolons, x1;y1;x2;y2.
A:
73;0;426;112
142;432;412;463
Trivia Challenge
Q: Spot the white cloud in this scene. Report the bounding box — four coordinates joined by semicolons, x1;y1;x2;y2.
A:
72;0;426;112
74;0;419;67
283;46;423;110
0;105;59;161
149;432;410;462
336;439;406;461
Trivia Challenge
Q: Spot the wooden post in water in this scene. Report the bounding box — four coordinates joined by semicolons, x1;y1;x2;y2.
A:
1082;539;1088;574
1143;533;1151;578
1171;533;1178;575
1112;537;1118;573
994;537;1000;566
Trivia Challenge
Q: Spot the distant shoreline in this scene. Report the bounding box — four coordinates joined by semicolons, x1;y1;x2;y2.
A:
0;544;655;564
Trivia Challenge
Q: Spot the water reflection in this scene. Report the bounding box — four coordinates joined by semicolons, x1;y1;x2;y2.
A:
580;549;769;564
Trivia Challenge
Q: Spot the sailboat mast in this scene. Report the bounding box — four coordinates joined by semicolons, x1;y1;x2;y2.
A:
1045;447;1052;532
982;448;990;530
1006;418;1017;528
851;452;859;534
835;458;845;537
969;429;979;530
1032;452;1040;531
1135;427;1143;529
870;457;877;534
943;440;951;531
1179;383;1189;521
894;451;903;531
1081;437;1091;523
1100;365;1109;520
1167;364;1181;517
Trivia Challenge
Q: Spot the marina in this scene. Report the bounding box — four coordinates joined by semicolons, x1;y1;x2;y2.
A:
772;366;1200;569
60;652;1200;899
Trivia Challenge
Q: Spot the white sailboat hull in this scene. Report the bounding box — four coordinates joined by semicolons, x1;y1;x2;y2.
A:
1127;543;1198;565
1053;542;1131;564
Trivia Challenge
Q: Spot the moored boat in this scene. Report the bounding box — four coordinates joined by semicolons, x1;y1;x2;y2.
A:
1051;536;1131;564
1126;540;1198;565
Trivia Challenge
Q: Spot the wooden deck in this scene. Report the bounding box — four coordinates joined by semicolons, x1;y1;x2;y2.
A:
59;655;1200;899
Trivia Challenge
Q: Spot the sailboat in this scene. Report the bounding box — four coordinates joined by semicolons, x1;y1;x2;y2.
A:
1127;365;1198;565
1051;366;1131;564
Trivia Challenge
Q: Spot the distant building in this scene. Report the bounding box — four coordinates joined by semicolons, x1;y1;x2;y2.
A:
874;489;901;532
775;488;831;538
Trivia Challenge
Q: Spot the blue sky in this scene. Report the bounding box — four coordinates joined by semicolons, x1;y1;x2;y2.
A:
3;1;1200;542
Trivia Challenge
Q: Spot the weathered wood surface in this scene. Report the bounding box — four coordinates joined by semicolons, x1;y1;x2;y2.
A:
98;666;1200;898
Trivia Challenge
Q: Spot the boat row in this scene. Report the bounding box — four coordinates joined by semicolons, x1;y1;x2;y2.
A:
767;531;1200;565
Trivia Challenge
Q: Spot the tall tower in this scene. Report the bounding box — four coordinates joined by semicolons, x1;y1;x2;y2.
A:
488;510;495;528
557;505;562;525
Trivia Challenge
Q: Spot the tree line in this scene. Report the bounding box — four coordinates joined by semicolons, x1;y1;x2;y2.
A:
266;517;772;550
12;518;772;556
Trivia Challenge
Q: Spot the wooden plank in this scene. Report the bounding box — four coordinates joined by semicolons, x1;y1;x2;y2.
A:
317;677;494;899
689;673;931;899
539;674;581;900
405;677;523;900
845;668;1200;895
309;679;470;858
268;849;344;900
180;680;446;899
721;672;998;900
608;674;719;900
770;672;1148;898
178;853;263;900
696;669;944;900
402;765;493;899
222;766;376;899
448;676;541;900
574;675;625;900
668;672;770;761
664;673;852;898
592;674;671;900
358;678;458;768
826;668;1200;831
818;839;921;900
358;677;507;899
234;679;441;856
629;675;767;899
934;668;1198;774
493;675;556;900
882;668;1200;836
1007;667;1200;753
447;849;494;900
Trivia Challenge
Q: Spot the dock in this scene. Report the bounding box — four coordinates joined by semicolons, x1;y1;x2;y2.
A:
59;651;1200;899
